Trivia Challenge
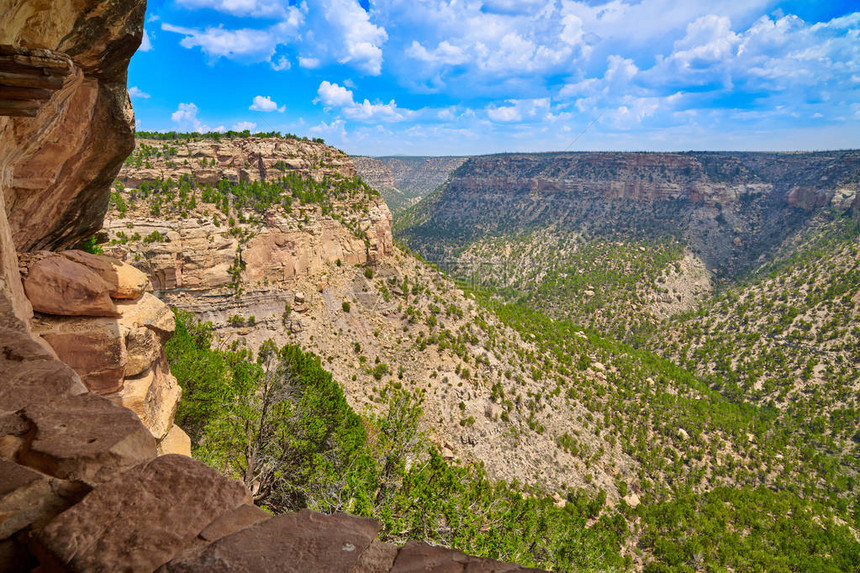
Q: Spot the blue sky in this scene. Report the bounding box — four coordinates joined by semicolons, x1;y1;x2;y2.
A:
129;0;860;155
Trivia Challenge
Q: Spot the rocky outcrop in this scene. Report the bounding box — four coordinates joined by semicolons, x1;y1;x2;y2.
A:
120;136;355;187
20;252;120;317
103;137;395;296
35;454;251;571
25;252;186;448
0;46;74;118
160;509;381;572
103;207;393;294
0;0;144;252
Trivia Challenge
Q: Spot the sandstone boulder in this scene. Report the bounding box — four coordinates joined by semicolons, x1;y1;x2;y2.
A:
21;253;118;317
352;540;400;573
33;315;127;394
61;250;150;299
159;509;380;572
157;425;192;458
0;325;88;463
117;292;176;340
37;455;251;572
32;292;175;394
0;327;86;413
0;460;85;540
124;324;163;377
197;504;270;545
18;392;155;485
391;540;541;573
623;493;641;508
108;357;181;441
118;293;176;377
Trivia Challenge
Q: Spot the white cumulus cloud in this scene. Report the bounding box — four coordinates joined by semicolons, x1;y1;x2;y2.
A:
129;86;150;99
487;99;551;123
315;81;409;122
165;0;386;75
171;102;223;133
249;95;285;112
175;0;292;19
316;81;356;107
233;121;258;131
300;0;388;75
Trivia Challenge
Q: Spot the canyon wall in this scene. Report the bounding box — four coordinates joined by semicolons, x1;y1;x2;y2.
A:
353;155;466;213
401;151;860;277
107;137;394;298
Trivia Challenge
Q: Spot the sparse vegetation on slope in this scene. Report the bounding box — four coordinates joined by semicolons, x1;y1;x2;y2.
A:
663;213;860;453
166;309;630;571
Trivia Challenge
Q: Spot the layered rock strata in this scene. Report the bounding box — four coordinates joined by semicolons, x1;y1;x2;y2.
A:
401;151;860;277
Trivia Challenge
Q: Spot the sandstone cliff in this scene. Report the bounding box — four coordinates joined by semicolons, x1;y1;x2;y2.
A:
0;0;142;253
399;151;860;277
106;136;394;294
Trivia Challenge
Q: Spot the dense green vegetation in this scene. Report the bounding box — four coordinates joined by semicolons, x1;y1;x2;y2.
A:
639;486;860;572
136;129;324;143
465;288;859;570
166;309;629;571
129;172;373;220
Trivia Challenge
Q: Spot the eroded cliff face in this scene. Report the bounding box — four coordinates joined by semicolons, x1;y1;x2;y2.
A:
401;151;860;277
0;0;142;252
105;137;394;294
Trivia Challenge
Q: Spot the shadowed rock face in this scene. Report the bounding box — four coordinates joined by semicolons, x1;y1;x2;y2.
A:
0;0;145;252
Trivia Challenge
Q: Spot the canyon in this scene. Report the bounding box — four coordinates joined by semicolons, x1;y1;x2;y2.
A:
0;1;857;570
353;156;466;213
399;151;860;278
98;135;860;570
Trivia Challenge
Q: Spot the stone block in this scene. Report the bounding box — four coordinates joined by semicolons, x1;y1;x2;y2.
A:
37;455;250;572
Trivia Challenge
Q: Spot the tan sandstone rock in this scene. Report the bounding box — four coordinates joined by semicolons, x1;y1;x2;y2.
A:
21;253;118;317
117;292;176;338
32;292;175;394
37;455;251;572
391;540;542;573
108;357;181;441
0;460;85;540
352;540;401;573
0;318;86;411
33;315;127;394
0;0;145;252
118;293;176;378
61;250;150;299
157;425;192;458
